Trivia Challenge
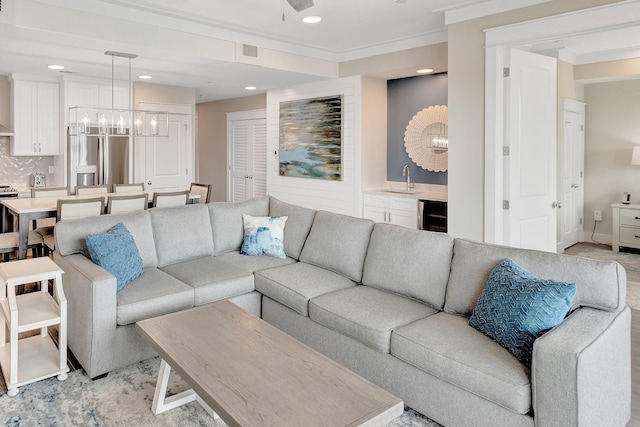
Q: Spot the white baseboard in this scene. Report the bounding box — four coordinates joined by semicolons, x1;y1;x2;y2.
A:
581;230;612;245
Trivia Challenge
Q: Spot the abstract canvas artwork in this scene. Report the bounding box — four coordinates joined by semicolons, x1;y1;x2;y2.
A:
279;95;343;180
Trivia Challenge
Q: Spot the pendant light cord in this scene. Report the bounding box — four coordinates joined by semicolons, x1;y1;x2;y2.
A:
111;53;115;111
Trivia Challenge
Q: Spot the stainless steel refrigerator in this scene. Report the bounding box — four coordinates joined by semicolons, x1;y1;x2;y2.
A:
68;127;130;194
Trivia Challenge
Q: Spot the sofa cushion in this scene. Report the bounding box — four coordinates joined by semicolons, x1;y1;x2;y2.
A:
148;204;214;268
445;238;625;316
116;268;194;326
86;223;143;291
215;250;295;273
55;210;158;268
161;257;255;306
269;197;316;260
362;223;453;309
240;214;288;258
391;312;531;415
299;211;374;282
255;263;356;316
468;258;577;367
209;196;270;256
309;286;436;353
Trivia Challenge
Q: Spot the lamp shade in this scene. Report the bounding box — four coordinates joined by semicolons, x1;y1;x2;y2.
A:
633;146;640;165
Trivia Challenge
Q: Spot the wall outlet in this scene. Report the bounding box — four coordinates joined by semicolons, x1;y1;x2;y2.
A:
594;210;603;222
48;166;54;174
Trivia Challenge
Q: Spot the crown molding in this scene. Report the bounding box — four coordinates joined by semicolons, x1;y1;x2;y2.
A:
437;0;551;25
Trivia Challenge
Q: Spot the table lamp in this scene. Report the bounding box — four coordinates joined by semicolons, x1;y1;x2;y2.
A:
632;146;640;166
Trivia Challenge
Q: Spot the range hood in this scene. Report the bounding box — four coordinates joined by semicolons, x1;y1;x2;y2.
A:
0;124;14;136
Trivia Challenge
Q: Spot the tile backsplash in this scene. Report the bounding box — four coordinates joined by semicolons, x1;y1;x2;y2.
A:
0;136;54;189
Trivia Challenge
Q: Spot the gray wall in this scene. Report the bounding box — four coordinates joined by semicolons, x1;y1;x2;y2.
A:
387;73;448;185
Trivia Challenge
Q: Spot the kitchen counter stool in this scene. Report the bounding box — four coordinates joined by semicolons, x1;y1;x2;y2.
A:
0;257;68;396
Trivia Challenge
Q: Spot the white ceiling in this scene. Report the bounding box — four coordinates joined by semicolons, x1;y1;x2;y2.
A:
0;0;638;103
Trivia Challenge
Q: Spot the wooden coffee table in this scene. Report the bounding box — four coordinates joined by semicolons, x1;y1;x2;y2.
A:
136;300;403;426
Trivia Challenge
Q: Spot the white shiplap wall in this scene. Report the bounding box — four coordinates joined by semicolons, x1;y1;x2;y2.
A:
267;75;386;217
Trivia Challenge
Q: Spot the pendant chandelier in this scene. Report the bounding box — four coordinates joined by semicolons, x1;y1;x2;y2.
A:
68;51;169;137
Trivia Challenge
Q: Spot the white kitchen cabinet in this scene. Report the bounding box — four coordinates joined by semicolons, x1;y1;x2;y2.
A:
10;78;60;156
363;193;419;229
67;81;128;110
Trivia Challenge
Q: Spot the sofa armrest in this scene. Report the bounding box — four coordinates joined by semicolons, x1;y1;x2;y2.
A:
532;306;630;427
53;252;118;378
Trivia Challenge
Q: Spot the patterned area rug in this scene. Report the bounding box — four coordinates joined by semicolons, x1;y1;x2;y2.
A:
0;356;441;426
568;244;640;310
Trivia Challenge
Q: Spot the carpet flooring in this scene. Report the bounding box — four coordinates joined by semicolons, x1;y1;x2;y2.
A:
0;356;441;426
565;242;640;310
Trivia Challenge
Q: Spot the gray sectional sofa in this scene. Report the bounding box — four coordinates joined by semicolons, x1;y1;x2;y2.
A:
53;196;631;427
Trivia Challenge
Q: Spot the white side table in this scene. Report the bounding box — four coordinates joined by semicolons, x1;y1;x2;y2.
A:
0;257;68;396
611;202;640;252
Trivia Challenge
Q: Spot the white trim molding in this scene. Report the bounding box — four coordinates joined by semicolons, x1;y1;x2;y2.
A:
439;0;552;25
484;0;640;48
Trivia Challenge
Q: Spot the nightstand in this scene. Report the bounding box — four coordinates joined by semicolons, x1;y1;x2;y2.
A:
611;202;640;252
0;257;69;396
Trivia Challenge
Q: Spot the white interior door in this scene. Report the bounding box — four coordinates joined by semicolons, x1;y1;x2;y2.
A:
138;103;193;192
227;110;267;202
504;48;558;252
560;99;585;251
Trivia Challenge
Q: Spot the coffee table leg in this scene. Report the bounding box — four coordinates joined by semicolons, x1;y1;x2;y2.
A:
151;359;218;419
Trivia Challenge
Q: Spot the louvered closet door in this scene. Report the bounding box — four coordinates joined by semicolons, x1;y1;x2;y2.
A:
228;116;267;202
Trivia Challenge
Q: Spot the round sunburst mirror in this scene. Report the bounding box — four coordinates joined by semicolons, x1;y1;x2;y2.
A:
403;105;448;172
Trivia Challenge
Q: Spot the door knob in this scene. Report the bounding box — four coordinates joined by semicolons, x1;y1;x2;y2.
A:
147;181;152;185
571;184;579;188
552;202;562;208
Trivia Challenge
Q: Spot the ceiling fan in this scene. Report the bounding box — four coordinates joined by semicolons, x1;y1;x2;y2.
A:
286;0;314;12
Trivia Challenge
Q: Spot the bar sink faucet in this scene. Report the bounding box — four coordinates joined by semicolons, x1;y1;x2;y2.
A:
402;164;412;191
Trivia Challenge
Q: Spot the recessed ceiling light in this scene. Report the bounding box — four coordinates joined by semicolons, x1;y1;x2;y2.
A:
138;75;153;79
48;65;64;70
245;86;257;90
417;68;435;74
303;16;322;24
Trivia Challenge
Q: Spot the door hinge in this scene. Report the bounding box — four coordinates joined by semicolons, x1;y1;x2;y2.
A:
581;124;584;132
503;67;510;77
503;146;510;156
580;171;583;178
503;200;510;210
580;218;583;225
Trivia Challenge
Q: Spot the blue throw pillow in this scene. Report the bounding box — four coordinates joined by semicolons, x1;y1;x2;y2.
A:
468;258;577;367
240;214;288;259
86;223;144;291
